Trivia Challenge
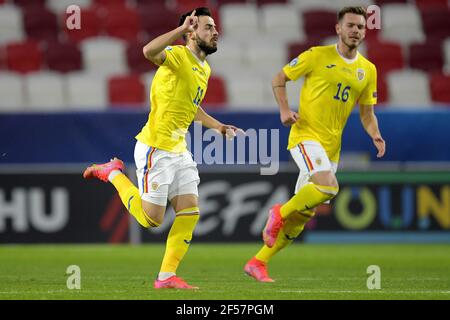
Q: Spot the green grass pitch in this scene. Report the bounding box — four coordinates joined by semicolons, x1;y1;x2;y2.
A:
0;244;449;300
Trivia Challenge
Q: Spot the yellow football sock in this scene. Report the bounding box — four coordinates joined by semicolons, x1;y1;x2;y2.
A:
256;210;314;263
280;183;338;219
160;207;200;274
110;173;160;228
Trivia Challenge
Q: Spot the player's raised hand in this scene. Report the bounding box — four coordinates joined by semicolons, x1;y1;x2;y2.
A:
280;109;299;127
372;135;385;158
181;10;198;34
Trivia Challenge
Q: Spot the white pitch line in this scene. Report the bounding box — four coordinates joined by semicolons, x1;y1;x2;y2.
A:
0;290;129;294
279;290;450;294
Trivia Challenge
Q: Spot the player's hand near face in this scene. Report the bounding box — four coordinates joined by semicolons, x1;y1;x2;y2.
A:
181;10;198;34
143;10;198;65
280;109;299;127
372;135;385;158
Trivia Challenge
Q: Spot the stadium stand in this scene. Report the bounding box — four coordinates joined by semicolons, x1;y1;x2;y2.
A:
367;41;404;76
430;73;450;103
202;75;228;107
63;8;101;43
108;74;146;106
100;3;141;41
22;5;58;41
380;3;425;45
0;5;24;45
0;71;25;111
80;36;127;76
387;69;432;107
24;71;66;110
47;0;92;13
45;40;82;73
0;0;449;110
65;71;108;109
6;40;43;73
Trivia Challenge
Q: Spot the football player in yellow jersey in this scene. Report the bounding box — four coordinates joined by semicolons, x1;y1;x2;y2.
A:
245;7;386;282
84;8;240;289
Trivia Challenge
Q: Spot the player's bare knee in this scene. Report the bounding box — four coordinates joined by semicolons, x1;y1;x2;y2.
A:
311;171;339;201
171;194;199;214
143;208;164;225
311;171;338;187
141;200;165;226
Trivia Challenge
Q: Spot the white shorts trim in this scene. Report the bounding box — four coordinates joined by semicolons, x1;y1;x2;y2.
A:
290;140;338;194
134;141;200;206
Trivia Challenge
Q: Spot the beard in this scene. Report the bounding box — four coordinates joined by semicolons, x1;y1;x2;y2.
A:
196;37;217;56
343;35;361;50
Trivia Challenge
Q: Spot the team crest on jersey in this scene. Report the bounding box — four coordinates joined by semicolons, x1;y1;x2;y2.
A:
151;182;159;191
315;158;322;166
357;68;365;81
289;58;298;67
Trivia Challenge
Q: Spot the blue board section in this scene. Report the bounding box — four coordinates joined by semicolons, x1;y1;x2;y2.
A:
0;109;450;163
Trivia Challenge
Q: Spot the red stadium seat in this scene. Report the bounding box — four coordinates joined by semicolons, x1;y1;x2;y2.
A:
100;5;141;41
217;0;248;5
367;41;404;76
93;0;126;6
136;0;167;5
288;40;321;61
364;24;380;42
203;76;227;107
430;73;450;103
63;8;101;43
45;41;82;73
375;0;407;5
139;5;180;40
415;0;449;9
420;8;450;44
6;41;43;73
12;0;46;8
175;0;216;13
376;74;388;104
108;75;146;105
303;10;337;41
23;7;58;41
409;42;443;73
0;46;6;70
256;0;288;5
126;41;157;73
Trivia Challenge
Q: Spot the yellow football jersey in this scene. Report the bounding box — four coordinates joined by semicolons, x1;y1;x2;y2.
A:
283;44;377;162
136;45;211;153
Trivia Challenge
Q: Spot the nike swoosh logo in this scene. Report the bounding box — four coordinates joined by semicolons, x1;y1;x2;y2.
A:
305;204;311;210
326;64;336;68
184;239;191;244
127;195;134;210
285;234;296;241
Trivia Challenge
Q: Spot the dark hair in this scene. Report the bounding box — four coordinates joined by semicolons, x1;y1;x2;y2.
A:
179;7;212;41
337;6;368;22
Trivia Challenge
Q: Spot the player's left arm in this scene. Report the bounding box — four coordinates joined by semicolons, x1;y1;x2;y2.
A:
359;104;385;158
195;106;244;139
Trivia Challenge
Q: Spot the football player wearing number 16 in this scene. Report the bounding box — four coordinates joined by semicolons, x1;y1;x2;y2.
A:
245;7;386;282
84;7;242;289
